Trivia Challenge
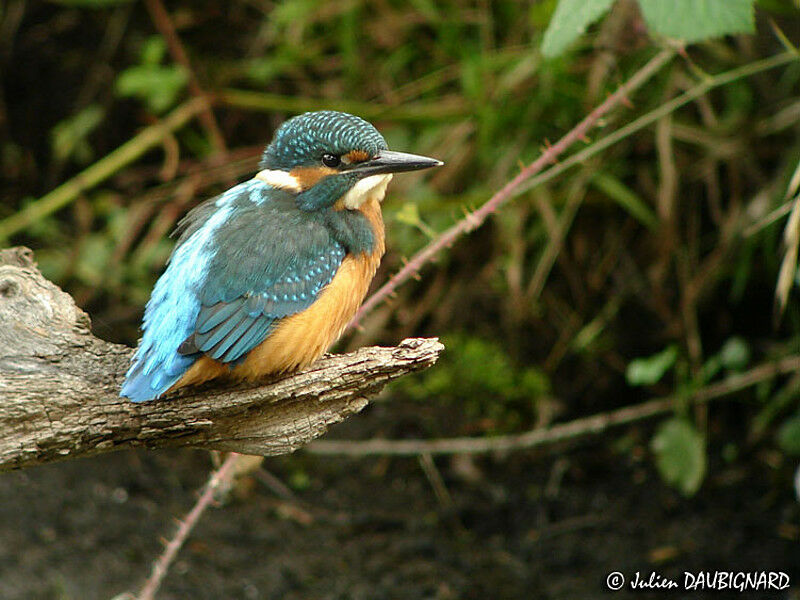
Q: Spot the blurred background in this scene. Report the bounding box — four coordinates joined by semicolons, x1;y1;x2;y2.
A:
1;0;799;598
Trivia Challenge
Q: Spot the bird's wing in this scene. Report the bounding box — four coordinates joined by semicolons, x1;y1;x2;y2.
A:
179;240;345;363
121;179;344;402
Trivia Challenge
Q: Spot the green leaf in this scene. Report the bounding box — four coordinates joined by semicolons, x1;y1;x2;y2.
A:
51;104;105;163
626;345;678;386
637;0;755;43
140;36;167;66
699;355;722;384
651;418;707;496
393;333;551;433
592;172;658;229
288;468;311;491
244;55;295;85
777;415;800;455
115;65;188;114
395;202;422;228
718;336;750;371
541;0;616;58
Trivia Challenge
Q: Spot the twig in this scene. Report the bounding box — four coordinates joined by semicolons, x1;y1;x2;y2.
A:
418;453;454;509
217;89;467;123
307;355;800;457
352;50;800;328
142;0;227;154
350;47;677;326
744;198;795;238
255;468;301;503
138;453;240;600
0;98;208;242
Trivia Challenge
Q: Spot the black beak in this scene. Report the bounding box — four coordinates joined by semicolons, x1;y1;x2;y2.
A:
347;150;443;178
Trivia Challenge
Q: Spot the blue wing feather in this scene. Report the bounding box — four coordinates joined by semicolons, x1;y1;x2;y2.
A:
185;243;345;363
121;178;345;402
196;301;243;334
227;318;273;361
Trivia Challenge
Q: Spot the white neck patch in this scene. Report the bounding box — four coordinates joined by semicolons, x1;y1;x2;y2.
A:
254;169;302;193
341;174;393;209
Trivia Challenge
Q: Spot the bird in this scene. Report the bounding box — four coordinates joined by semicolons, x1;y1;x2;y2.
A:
121;110;442;402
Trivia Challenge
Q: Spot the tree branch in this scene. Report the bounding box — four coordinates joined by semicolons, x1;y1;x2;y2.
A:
0;247;443;472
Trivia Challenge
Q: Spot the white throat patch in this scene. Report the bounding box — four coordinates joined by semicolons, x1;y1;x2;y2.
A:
341;174;393;209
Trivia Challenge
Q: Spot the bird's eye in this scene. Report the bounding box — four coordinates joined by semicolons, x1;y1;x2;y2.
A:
322;153;341;168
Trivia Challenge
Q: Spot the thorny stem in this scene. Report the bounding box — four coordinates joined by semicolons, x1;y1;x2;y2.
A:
122;50;800;597
138;453;240;600
511;51;800;200
350;47;677;326
352;49;800;328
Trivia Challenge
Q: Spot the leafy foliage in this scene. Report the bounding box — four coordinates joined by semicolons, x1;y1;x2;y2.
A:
651;418;707;496
637;0;755;42
541;0;616;58
626;337;758;492
115;37;187;114
1;0;798;500
543;0;757;57
396;334;551;433
51;105;105;164
717;337;751;372
626;346;678;386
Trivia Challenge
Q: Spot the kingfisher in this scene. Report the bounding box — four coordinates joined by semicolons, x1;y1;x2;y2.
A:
121;110;442;402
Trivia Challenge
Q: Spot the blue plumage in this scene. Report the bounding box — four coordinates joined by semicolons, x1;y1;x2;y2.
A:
260;111;386;171
122;110;442;402
186;243;345;363
121;177;346;402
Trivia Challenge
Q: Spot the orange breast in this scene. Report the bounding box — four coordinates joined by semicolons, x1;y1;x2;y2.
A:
234;197;385;379
170;197;385;392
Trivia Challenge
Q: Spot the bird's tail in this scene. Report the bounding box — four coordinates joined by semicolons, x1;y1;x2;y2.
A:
120;349;195;402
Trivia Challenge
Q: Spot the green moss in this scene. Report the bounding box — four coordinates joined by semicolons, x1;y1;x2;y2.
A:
394;334;551;433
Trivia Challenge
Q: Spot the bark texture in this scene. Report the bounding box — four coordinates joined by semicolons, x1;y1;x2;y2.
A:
0;247;443;471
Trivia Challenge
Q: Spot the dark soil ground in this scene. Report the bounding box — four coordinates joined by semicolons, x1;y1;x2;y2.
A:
0;401;798;600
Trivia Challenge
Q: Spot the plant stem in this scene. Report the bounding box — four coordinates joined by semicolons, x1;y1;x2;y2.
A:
350;47;678;325
306;355;800;457
352;50;799;327
0;98;208;243
143;0;227;154
217;89;467;123
138;453;240;600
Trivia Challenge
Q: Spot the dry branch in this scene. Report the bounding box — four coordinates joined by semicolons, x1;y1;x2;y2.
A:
0;246;443;472
307;352;800;457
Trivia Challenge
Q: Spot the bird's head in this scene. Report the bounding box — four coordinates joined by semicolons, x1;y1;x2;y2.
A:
257;111;442;211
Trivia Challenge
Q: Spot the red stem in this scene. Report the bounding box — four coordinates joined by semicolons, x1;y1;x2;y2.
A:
351;48;676;328
138;453;240;600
